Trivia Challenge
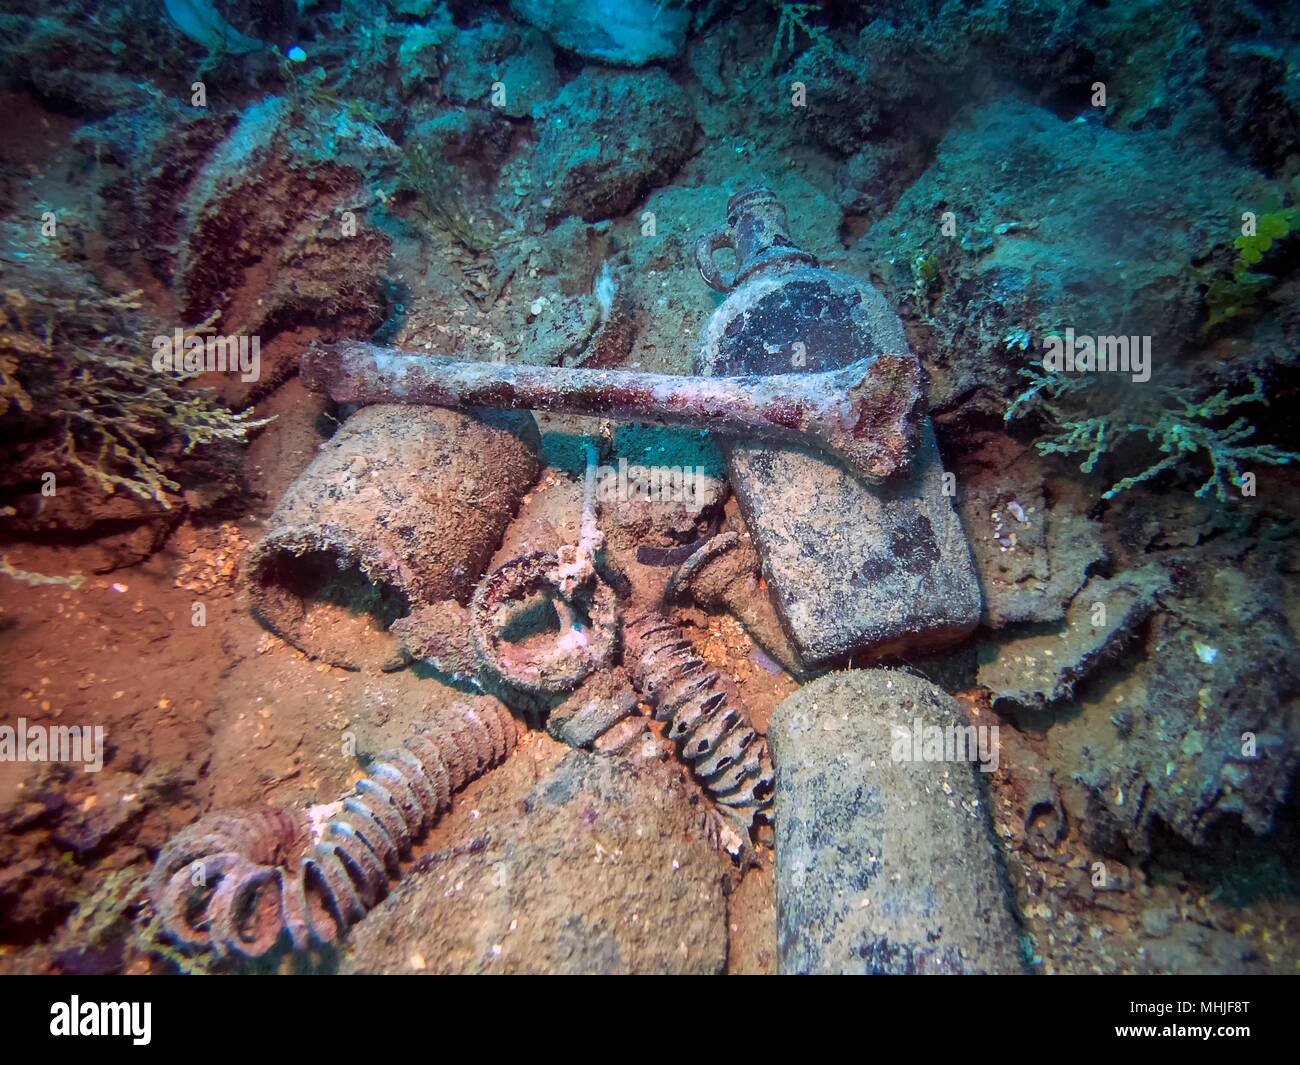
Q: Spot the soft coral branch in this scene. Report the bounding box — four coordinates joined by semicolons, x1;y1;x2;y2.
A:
1006;363;1298;501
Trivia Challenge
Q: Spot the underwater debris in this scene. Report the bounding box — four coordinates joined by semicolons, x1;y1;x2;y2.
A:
244;404;541;672
953;431;1105;629
770;671;1024;974
398;449;618;695
469;548;619;694
546;668;640;749
404;455;771;857
623;610;774;842
977;566;1170;711
1055;560;1300;855
769;2;829;64
148;700;518;959
580;264;639;368
692;188;976;664
338;748;729;975
665;525;807;677
300;339;925;484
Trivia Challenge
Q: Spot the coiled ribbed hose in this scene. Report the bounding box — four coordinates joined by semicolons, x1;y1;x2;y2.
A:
148;700;518;957
622;610;773;836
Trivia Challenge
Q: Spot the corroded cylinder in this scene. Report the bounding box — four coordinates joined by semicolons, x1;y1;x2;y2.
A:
770;670;1024;974
244;404;540;670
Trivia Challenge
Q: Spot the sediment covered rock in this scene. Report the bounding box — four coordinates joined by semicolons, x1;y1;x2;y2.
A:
439;20;559;118
340;745;729;974
857;96;1267;414
533;68;695;223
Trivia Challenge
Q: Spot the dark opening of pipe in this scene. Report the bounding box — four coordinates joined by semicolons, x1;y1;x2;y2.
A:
251;547;412;669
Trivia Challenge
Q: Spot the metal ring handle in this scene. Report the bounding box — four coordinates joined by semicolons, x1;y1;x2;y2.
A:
695;228;738;293
470;551;618;694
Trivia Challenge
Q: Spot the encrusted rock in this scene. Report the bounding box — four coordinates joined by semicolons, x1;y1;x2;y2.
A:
510;0;689;67
395;13;456;96
518;292;600;367
977;566;1170;710
533;68;694;223
340;745;729;974
769;670;1024;974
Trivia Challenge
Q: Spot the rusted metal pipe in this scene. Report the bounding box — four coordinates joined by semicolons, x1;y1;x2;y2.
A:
300;340;924;483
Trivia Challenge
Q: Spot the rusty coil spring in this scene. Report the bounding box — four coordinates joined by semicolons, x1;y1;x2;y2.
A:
148;700;518;958
623;610;773;833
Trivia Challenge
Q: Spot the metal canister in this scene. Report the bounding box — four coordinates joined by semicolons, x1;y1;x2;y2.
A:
243;404;540;670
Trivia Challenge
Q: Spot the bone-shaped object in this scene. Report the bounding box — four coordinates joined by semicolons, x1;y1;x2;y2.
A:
300;340;925;482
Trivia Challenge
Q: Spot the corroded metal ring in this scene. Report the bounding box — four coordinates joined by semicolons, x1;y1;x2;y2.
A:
470;551;619;694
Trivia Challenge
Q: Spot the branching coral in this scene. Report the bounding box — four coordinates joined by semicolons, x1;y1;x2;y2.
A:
1002;355;1092;423
0;270;271;509
1006;362;1298;501
770;2;830;63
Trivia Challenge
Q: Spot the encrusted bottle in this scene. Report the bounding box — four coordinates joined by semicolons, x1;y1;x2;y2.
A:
694;187;980;664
